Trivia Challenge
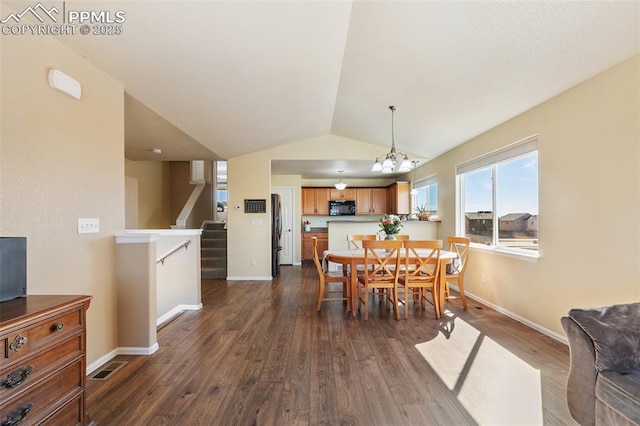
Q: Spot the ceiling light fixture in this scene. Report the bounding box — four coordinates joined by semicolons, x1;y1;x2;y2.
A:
334;170;347;190
371;105;412;173
410;160;419;195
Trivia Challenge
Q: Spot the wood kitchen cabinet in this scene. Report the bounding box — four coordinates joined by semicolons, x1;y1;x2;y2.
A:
356;188;387;215
301;232;328;261
329;188;356;201
387;181;411;215
0;295;92;426
302;188;329;215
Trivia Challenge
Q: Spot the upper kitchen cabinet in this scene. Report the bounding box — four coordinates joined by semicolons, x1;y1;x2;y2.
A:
356;188;387;215
387;181;411;215
302;188;329;215
329;188;356;201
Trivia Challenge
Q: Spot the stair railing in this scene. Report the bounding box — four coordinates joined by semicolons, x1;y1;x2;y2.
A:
156;240;190;265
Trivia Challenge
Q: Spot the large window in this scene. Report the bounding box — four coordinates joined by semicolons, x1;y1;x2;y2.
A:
457;136;538;255
412;175;437;215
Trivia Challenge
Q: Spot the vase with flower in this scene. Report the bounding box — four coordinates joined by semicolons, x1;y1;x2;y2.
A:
378;214;403;240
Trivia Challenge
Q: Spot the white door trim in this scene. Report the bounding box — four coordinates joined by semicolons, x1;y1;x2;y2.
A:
272;186;294;265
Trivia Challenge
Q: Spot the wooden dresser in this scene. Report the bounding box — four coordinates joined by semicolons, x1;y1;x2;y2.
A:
0;295;92;425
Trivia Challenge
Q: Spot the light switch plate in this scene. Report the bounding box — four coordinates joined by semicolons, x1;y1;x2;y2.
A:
78;218;99;234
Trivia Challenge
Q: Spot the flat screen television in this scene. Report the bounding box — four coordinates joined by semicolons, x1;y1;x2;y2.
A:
0;237;27;302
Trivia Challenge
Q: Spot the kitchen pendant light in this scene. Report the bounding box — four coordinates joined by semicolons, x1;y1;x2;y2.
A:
410;160;419;195
371;106;413;173
334;170;347;190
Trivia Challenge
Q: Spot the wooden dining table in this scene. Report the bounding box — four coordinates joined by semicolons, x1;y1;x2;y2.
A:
323;248;457;319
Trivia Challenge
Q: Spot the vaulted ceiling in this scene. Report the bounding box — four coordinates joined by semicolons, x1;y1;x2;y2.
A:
48;0;639;178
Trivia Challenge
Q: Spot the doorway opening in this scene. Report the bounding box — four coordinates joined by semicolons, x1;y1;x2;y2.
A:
214;161;227;223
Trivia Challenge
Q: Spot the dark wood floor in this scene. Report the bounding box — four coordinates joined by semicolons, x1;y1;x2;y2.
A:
86;264;576;425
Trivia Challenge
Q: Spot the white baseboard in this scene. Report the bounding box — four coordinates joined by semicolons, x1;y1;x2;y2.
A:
156;303;203;326
86;348;120;375
118;344;159;356
226;276;273;281
85;343;159;376
448;284;568;345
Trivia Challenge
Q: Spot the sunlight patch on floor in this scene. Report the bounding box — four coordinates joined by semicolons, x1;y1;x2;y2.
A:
415;313;543;425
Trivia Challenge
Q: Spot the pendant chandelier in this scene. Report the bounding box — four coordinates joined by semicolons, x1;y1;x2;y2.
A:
371;106;412;173
334;170;347;190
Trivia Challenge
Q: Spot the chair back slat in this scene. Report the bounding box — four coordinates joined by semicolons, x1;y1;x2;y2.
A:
362;239;403;285
447;236;470;277
347;234;377;249
311;236;323;277
403;240;442;281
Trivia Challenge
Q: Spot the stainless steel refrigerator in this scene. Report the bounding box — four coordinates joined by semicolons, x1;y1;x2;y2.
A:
271;194;282;278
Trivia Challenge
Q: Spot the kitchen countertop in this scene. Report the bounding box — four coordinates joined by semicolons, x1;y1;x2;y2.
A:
327;220;439;224
302;227;328;233
327;220;378;223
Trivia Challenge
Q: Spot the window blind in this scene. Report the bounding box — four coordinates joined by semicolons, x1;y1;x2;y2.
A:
456;135;538;175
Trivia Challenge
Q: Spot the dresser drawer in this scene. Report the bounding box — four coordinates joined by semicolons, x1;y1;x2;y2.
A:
0;308;82;368
42;393;83;426
0;359;83;425
0;295;91;425
0;334;83;401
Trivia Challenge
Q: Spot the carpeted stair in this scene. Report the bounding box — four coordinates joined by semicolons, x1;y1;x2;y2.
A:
201;222;227;279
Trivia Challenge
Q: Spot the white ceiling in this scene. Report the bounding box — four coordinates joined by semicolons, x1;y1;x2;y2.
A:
46;0;639;178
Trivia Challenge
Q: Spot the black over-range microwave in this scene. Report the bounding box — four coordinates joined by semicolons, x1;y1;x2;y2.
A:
329;200;356;216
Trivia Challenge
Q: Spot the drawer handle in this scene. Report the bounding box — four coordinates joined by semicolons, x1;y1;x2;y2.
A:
52;323;64;332
8;336;27;352
1;366;33;389
1;403;33;426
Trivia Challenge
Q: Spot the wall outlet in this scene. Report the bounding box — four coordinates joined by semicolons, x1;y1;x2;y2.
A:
250;258;256;266
481;273;488;284
78;218;99;234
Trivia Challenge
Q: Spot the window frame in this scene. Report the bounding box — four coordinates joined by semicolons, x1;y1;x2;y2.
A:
456;135;539;259
412;175;437;215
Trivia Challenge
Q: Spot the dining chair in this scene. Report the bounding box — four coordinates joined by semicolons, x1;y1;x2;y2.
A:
397;240;442;319
356;239;403;320
346;234;378;249
346;234;378;276
394;234;410;241
312;236;349;312
444;236;470;310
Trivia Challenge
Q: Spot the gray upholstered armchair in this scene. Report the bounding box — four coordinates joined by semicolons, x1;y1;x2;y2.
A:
561;302;640;425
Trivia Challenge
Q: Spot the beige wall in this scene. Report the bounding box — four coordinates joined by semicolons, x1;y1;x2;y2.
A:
169;161;191;224
1;32;125;364
125;159;171;229
414;55;640;336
